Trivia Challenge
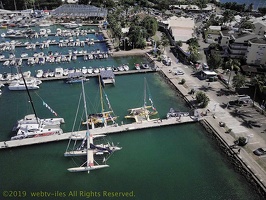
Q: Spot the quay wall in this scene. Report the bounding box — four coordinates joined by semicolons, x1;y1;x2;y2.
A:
132;50;266;195
200;119;266;196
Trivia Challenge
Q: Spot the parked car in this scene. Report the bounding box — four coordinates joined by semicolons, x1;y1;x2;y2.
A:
175;70;184;75
253;147;266;156
217;74;229;85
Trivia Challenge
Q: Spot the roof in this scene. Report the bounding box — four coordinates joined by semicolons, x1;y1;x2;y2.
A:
167;16;195;42
202;71;217;76
51;4;107;18
168;16;195;28
171;27;194;42
100;70;114;79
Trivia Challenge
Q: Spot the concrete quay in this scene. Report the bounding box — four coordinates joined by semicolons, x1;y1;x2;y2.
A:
153;56;266;194
0;116;197;150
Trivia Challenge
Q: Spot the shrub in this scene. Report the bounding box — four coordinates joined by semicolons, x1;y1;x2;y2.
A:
196;91;210;108
180;78;186;84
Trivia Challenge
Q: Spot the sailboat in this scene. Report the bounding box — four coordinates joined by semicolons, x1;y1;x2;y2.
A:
11;67;64;140
66;80;119;173
64;134;121;157
125;77;159;123
82;76;117;128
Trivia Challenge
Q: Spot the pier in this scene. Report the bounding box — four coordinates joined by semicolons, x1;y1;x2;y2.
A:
0;68;156;85
0;116;198;149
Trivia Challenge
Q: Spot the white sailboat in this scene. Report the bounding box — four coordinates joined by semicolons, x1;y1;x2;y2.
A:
66;80;112;173
125;77;159;123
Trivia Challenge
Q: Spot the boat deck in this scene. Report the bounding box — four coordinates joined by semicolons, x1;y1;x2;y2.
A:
0;116;198;149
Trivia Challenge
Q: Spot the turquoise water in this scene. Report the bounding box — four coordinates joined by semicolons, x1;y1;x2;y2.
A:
0;26;263;199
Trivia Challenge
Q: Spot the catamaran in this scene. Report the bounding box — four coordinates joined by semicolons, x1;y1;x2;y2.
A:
82;76;117;128
125;77;159;123
11;67;65;140
66;80;120;173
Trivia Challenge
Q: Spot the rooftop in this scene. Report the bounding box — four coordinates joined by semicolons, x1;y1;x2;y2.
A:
51;4;107;18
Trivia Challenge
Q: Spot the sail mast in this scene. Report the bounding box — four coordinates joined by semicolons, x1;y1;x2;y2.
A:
99;76;104;113
144;78;147;108
81;80;89;135
81;80;93;172
18;66;39;125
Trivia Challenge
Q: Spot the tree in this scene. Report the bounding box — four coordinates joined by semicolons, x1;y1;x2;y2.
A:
188;45;201;63
232;74;246;90
239;21;255;30
175;40;182;47
160;32;169;53
224;58;240;87
141;16;158;38
128;25;146;49
222;10;235;24
207;51;223;70
251;75;266;106
196;91;210;108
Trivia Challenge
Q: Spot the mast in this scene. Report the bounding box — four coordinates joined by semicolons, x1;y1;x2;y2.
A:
143;77;147;108
81;80;93;172
99;76;104;113
18;66;39;125
81;80;90;138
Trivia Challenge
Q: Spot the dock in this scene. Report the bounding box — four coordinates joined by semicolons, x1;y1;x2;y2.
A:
0;116;198;149
0;69;155;85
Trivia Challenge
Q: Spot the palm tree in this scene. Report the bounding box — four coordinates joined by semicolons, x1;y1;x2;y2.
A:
251;75;266;106
224;59;240;88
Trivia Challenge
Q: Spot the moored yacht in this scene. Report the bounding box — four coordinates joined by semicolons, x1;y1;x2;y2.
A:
8;80;39;90
13;114;65;131
11;123;63;140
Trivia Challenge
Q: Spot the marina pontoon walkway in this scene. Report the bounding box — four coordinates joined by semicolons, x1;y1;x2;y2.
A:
0;116;198;149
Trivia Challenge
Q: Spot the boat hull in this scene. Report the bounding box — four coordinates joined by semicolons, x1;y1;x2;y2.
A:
67;165;109;172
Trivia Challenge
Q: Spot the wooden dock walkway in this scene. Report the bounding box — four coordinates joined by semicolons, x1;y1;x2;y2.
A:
0;116;198;150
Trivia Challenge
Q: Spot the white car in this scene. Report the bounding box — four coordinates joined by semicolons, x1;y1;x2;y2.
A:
175;70;184;75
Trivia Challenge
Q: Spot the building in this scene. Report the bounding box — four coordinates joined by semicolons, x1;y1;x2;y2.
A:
51;4;108;20
246;38;266;65
167;16;195;42
170;4;214;12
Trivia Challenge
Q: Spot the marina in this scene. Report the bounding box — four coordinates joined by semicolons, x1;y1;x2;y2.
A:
0;4;265;199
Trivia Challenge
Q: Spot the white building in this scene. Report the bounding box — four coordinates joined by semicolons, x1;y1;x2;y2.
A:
246;38;266;65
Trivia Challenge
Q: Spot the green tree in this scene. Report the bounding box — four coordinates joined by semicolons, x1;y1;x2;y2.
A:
175;40;182;47
188;45;201;63
207;51;223;70
224;58;240;87
232;74;246;90
128;25;146;49
239;21;255;30
159;32;170;53
222;10;235;24
196;91;210;108
250;75;266;106
187;38;199;47
142;16;158;38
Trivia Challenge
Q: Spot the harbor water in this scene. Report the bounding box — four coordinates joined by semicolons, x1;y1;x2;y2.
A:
0;25;263;199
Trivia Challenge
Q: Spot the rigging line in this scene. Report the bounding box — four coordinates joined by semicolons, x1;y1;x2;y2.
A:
65;91;83;152
33;91;60;117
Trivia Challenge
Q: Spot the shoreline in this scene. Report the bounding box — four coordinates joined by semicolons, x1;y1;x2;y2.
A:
142;51;266;195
